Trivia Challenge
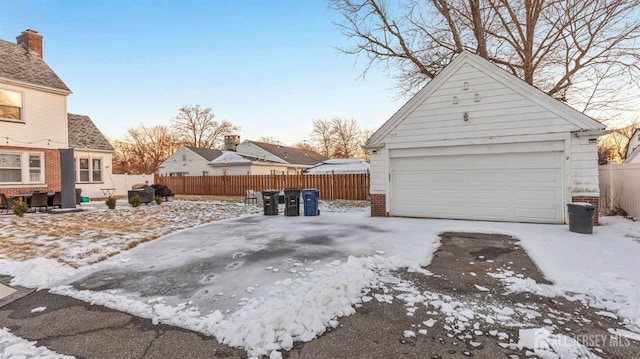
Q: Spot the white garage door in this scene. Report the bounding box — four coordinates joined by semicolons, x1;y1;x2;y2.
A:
390;147;563;223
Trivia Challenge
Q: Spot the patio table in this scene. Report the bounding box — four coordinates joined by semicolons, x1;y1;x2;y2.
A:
14;192;55;208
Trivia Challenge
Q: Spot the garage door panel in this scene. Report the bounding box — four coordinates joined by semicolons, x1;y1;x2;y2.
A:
514;189;559;201
390;148;563;223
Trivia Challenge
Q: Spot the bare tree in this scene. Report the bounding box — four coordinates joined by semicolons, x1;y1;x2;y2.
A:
171;105;241;149
293;141;318;153
310;119;335;157
114;125;180;175
331;117;362;158
310;117;370;160
258;136;280;145
598;121;639;163
331;0;640;116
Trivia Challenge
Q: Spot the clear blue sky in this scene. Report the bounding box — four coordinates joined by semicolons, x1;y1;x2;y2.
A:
1;0;404;145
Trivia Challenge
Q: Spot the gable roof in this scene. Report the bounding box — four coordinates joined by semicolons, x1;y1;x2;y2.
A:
208;151;283;167
624;145;640;163
68;113;114;151
623;128;639;160
304;158;370;174
246;141;328;165
0;38;70;93
366;51;604;146
186;146;223;161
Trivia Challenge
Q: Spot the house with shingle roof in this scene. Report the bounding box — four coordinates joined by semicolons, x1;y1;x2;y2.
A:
1;29;114;200
158;138;329;176
0;29;72;197
68;113;115;197
158;146;223;176
207;139;329;175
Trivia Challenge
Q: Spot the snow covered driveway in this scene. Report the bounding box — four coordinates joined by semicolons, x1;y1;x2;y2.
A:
1;200;639;358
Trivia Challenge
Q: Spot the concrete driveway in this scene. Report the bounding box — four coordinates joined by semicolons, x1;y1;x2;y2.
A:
65;212;429;314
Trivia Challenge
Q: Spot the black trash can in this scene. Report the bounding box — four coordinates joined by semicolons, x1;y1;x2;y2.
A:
567;203;595;234
283;188;301;216
262;190;280;215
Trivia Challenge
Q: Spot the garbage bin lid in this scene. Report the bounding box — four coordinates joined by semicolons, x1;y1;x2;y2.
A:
567;202;594;208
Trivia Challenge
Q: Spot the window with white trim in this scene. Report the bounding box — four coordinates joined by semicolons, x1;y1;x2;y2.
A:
76;157;103;183
92;158;102;182
0;151;44;183
0;89;22;121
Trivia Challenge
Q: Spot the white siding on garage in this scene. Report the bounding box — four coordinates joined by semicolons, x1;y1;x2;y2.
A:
369;148;388;194
570;136;600;195
389;144;563;223
384;62;580;148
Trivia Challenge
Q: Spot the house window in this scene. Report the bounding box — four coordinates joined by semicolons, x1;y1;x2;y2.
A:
0;151;44;183
29;155;41;182
0;89;22;121
92;158;102;182
0;153;21;182
79;158;90;182
76;157;103;183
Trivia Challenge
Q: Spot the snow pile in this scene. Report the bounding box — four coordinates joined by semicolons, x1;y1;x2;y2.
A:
54;255;393;358
0;258;76;288
0;327;74;359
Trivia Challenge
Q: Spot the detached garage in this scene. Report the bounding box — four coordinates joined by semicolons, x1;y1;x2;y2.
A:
365;51;605;224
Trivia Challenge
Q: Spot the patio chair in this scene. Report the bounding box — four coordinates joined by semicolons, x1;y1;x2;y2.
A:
51;191;62;209
1;193;16;214
245;190;258;206
31;191;49;213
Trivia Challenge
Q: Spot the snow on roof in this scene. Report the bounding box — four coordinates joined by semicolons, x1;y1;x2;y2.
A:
209;151;251;165
304;158;370;174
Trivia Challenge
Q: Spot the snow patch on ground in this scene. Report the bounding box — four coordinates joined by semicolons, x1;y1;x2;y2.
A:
0;327;74;359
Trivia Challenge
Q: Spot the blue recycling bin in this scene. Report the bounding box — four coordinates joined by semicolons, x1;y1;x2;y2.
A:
302;189;320;216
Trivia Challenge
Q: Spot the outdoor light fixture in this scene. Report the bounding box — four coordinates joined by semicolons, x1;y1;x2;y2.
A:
463;82;469;90
475;93;480;102
463;112;469;121
453;96;459;105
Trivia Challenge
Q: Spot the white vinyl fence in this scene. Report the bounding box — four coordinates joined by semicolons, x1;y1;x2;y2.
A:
77;173;151;199
599;163;640;219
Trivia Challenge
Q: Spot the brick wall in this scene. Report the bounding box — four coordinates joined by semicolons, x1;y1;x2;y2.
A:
571;196;600;225
0;146;61;196
370;193;387;217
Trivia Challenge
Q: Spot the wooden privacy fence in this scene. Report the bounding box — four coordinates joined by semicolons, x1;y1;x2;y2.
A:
154;173;370;200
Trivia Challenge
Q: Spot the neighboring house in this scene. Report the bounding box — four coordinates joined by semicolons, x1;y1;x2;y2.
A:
365;51;605;224
233;140;328;175
623;128;640;164
0;30;71;196
158;146;223;176
68;113;115;198
159;139;329;176
207;151;295;175
304;159;370;174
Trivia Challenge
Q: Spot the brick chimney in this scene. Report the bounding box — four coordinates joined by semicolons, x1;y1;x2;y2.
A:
16;29;43;58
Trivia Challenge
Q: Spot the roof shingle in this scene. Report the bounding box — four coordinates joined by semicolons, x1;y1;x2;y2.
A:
247;141;328;165
0;38;70;92
186;146;223;161
68;113;114;151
